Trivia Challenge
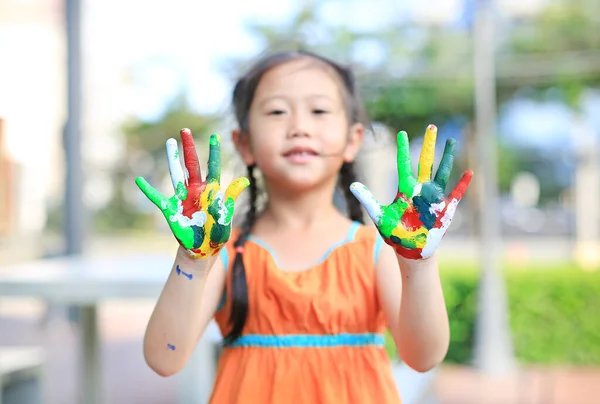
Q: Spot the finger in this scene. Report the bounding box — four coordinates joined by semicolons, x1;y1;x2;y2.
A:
396;131;416;196
417;124;437;183
224;177;250;202
350;182;383;224
448;170;473;202
166;138;185;190
206;133;221;184
135;176;169;210
434;138;456;192
180;128;201;185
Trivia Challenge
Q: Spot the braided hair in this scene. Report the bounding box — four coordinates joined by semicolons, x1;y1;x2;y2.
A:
224;50;369;345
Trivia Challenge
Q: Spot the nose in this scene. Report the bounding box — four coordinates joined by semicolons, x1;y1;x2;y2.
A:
289;127;309;138
287;110;311;138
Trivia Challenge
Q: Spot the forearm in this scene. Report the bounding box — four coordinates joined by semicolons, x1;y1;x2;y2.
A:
396;254;449;371
144;246;217;375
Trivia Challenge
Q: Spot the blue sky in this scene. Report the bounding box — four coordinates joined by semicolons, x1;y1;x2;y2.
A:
98;0;597;150
500;92;600;150
117;0;419;119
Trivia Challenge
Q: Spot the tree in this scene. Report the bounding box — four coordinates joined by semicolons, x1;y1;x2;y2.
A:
220;0;599;207
93;93;216;232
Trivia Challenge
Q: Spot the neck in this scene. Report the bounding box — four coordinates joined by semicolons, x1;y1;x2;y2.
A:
261;180;343;230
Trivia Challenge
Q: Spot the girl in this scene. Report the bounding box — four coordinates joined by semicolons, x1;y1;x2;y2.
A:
135;50;473;403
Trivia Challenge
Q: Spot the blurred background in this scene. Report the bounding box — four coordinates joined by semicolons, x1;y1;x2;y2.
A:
1;0;599;403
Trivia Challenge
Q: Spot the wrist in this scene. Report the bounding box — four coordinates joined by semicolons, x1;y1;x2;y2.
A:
176;243;223;261
175;246;218;277
396;252;438;277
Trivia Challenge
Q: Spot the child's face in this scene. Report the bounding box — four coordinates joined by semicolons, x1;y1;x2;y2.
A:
235;58;363;192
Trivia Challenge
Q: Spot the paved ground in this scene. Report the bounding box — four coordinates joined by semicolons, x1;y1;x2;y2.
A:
1;234;598;403
1;299;599;404
0;300;176;404
435;365;600;404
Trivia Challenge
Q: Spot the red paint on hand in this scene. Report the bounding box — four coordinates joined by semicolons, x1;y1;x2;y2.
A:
392;244;424;260
179;128;208;218
401;207;422;231
448;170;473;202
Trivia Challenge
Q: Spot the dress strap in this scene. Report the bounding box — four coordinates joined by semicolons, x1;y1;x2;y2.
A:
346;221;361;242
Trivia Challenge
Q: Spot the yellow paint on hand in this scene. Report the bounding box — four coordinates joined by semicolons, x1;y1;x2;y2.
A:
418;124;438;183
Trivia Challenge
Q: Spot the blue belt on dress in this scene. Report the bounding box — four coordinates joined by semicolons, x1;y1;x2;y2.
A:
225;333;386;348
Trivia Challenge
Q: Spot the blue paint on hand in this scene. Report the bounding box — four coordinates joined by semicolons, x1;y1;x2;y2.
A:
175;265;193;280
167;344;176;351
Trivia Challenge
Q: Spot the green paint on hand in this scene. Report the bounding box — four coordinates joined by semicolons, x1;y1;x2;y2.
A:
207;134;221;184
419;182;443;204
223;197;235;224
396;131;418;197
378;206;402;239
210;223;230;246
207;198;221;222
390;234;420;249
136;133;250;258
434;139;456;191
175;182;187;201
171;223;197;250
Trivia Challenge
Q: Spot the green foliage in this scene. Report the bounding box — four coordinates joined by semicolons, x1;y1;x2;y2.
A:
92;170;154;232
122;93;215;162
93;94;216;233
363;81;473;141
497;142;523;193
387;263;600;366
441;268;481;364
384;330;396;360
506;268;600;365
501;0;600;108
509;0;600;54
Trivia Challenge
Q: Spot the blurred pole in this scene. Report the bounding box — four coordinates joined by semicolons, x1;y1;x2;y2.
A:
472;0;515;374
64;2;101;404
572;118;600;269
64;0;85;256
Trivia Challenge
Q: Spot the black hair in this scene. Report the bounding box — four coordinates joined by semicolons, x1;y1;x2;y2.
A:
224;50;368;345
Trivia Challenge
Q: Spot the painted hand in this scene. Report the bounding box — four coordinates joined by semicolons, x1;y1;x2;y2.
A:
135;129;249;259
350;125;473;260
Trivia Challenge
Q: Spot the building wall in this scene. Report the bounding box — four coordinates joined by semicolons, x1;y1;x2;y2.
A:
0;0;65;238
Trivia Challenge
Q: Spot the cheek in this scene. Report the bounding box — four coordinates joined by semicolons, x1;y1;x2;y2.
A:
320;122;350;150
248;134;279;163
249;116;281;142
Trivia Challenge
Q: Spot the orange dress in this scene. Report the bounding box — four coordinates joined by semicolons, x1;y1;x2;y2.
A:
211;222;401;403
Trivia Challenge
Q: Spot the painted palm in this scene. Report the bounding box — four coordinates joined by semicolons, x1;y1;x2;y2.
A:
135;129;249;259
351;125;473;260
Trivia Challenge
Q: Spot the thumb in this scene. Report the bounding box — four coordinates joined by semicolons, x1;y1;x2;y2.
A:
350;182;383;225
135;176;168;210
224;177;250;203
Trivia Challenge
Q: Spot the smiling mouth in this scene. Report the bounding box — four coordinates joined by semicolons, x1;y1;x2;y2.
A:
283;148;319;157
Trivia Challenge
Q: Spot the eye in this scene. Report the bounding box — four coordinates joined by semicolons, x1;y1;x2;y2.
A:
313;109;328;115
268;109;286;115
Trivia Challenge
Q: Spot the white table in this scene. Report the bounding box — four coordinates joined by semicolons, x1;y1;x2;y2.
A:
0;254;218;404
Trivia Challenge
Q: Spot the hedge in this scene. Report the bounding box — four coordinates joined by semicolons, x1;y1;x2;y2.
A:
385;263;600;366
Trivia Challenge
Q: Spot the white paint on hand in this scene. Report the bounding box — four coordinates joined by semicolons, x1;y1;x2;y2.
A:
411;183;423;199
350;182;383;223
214;191;231;225
421;198;459;258
429;200;446;215
166;138;185;190
169;200;207;228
